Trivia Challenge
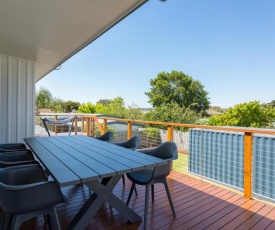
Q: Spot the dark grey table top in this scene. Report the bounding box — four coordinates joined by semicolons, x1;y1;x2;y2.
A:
24;135;167;187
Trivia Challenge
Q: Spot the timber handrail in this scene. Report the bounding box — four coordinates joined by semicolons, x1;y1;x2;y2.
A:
36;113;275;200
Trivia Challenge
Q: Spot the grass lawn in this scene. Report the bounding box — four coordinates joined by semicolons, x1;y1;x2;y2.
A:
173;152;188;174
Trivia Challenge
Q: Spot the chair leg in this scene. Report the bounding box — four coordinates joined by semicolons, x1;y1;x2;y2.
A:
144;184;150;229
134;184;138;196
163;179;176;217
0;213;4;230
126;183;136;205
1;212;12;230
11;215;20;230
122;174;125;185
151;184;154;202
48;206;61;230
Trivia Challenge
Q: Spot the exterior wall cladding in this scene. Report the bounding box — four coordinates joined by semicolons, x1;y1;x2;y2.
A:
189;129;275;202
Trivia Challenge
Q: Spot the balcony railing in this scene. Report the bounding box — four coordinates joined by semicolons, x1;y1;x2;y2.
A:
35;113;275;203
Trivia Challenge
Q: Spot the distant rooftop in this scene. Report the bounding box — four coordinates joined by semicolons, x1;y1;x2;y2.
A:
206;109;223;115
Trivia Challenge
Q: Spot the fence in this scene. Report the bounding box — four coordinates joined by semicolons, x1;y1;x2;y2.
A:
35;113;275;202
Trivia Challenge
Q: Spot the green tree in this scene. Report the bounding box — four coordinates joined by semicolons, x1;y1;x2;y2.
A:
95;98;143;119
50;97;64;112
268;100;275;108
78;102;96;113
96;97;126;117
35;87;53;111
145;71;210;113
97;99;111;105
78;97;143;119
124;103;144;120
208;101;275;128
64;100;80;113
144;103;201;130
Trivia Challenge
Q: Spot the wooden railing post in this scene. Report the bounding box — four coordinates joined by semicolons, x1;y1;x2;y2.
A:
244;132;253;199
54;115;58;135
103;119;107;133
93;116;104;135
167;125;174;141
86;117;90;136
127;121;132;139
81;117;84;134
74;116;77;135
92;117;95;136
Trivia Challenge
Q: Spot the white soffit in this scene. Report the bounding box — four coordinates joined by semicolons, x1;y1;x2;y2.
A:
0;0;148;82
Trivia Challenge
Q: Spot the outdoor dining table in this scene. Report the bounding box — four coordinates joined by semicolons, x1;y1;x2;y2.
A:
24;135;168;230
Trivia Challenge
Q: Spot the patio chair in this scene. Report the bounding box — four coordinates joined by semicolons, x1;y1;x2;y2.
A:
0;164;65;230
0;149;39;168
112;135;140;150
113;136;140;187
94;131;113;142
126;142;178;229
0;143;26;152
40;116;75;136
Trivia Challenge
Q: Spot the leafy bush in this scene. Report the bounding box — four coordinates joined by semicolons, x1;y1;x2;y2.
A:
208;101;275;128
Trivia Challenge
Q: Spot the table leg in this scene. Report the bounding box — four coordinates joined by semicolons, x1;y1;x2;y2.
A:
67;175;141;230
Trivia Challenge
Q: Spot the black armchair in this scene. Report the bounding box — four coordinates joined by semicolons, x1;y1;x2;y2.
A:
113;136;140;187
113;135;140;150
0;164;65;230
0;149;39;168
126;141;178;229
94;131;113;142
0;143;26;152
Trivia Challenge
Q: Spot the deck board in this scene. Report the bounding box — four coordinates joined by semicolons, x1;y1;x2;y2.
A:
16;171;275;230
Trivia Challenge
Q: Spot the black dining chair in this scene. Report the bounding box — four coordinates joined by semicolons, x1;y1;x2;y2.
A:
126;141;178;229
0;149;40;168
0;143;27;152
40;116;75;136
113;136;140;187
0;164;65;230
94;131;113;142
112;135;140;150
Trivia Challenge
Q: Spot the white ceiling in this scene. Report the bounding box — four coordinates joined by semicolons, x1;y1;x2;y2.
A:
0;0;147;81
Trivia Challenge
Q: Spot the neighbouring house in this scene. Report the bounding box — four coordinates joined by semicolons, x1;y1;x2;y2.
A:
206;109;223;116
37;109;52;114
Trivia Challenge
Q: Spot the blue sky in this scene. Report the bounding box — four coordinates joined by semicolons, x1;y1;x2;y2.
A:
36;0;275;108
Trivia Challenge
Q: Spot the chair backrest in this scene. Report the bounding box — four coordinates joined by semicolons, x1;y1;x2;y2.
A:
0;165;64;214
137;142;178;179
0;150;34;162
113;135;140;150
41;116;75;136
95;131;113;142
0;143;26;152
0;164;47;185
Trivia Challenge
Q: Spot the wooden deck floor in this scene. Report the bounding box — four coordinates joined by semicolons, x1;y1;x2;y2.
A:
20;171;275;230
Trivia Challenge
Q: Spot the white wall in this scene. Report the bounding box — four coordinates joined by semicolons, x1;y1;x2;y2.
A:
0;54;35;143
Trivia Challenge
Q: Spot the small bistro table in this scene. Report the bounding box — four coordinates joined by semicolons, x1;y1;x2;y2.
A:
24;135;167;229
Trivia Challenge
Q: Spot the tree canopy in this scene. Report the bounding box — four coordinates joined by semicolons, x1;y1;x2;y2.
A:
35;87;53;111
78;97;143;119
50;97;64;112
208;101;275;128
97;99;111;105
78;102;96;114
268;100;275;108
145;71;210;113
143;103;201;130
64;101;81;113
